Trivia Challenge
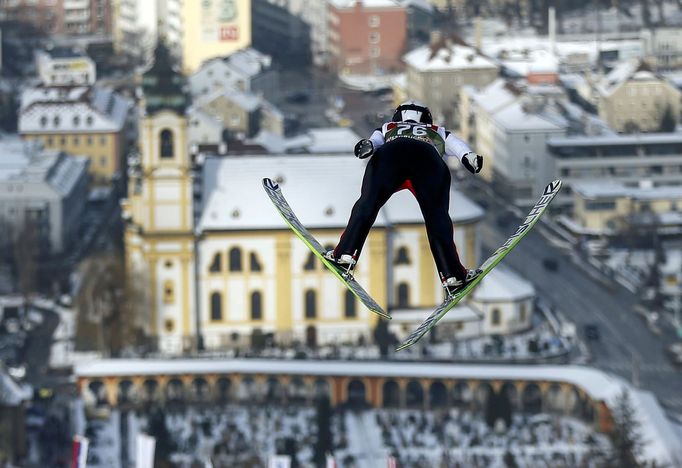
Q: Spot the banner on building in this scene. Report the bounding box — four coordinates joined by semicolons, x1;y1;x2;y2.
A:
136;433;156;468
70;435;89;468
201;0;240;42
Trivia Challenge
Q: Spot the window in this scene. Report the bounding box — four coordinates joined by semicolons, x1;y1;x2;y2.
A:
585;200;616;211
87;136;93;146
229;247;242;271
209;252;222;272
46;137;53;146
397;283;409;308
369;32;380;44
491;308;501;325
369;46;380;58
100;157;107;167
519;303;527;322
368;14;380;27
60;137;66;145
251;291;262;320
395;247;410;265
160;129;174;158
73;136;79;146
53;116;60;127
344;290;356;318
305;290;317;319
250;253;262;272
73;115;80;127
210;292;222;321
100;136;107;146
163;280;174;304
304;252;316;270
164;260;173;268
40;116;47;127
86;115;94;126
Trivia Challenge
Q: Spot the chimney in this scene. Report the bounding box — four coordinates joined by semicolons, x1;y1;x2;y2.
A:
430;30;443;46
474;15;482;50
548;6;556;55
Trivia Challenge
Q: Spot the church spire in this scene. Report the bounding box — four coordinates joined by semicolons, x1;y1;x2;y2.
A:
141;41;189;115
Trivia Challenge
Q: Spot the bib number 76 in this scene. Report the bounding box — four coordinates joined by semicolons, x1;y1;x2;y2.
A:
397;124;428;136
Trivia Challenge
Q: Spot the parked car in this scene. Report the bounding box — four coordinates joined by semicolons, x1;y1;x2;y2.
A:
584;324;600;341
542;257;559;271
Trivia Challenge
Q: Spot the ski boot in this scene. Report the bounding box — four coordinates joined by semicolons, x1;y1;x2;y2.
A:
324;250;357;279
442;268;483;298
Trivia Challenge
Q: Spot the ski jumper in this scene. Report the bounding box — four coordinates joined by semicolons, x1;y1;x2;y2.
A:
334;121;475;281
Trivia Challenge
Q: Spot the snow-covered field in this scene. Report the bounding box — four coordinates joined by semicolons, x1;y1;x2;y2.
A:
82;404;611;468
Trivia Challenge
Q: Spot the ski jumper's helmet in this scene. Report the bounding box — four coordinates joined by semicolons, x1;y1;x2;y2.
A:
392;100;433;124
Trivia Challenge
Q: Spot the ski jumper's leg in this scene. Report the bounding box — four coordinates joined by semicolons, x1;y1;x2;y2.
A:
408;143;468;281
335;146;403;259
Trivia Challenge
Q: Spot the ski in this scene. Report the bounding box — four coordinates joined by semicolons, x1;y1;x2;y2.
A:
262;178;390;320
396;179;563;351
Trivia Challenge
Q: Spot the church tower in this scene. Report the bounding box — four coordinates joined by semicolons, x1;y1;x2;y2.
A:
122;42;196;354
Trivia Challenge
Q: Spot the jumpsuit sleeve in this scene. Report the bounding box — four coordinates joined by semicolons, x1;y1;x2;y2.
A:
442;129;474;161
369;127;385;150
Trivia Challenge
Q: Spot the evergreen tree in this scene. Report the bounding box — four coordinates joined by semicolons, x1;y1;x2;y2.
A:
147;406;176;467
658;105;676;132
313;395;332;468
610;389;645;468
373;319;391;357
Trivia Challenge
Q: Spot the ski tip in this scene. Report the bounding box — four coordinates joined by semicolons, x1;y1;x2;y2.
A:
262;177;279;191
544;179;562;195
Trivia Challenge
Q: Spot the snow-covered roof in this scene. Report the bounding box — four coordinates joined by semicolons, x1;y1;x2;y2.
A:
19;86;132;134
491;100;567;132
404;43;498;72
307;128;361;153
471;266;535;302
596;59;666;97
197;154;484;232
573;181;682;201
498;48;559;77
398;0;433;12
390;303;481;324
548;132;682;147
329;0;402;9
464;79;518;114
196;88;261;113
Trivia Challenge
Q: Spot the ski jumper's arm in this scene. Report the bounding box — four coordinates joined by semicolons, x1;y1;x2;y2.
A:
440;128;474;161
369;127;386;150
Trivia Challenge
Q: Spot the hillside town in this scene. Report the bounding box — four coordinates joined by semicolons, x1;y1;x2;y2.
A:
1;0;682;467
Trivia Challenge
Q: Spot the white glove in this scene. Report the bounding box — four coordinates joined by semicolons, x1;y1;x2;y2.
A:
461;152;483;174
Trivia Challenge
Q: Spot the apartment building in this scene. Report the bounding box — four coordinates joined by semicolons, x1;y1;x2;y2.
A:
328;0;407;75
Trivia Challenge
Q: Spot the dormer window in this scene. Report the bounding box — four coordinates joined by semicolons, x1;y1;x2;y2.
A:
40;116;47;127
86;115;94;126
73;115;80;127
53;116;60;127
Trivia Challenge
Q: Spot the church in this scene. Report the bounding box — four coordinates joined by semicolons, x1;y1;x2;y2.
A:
123;44;532;355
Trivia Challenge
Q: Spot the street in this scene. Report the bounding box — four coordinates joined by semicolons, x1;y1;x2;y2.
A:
464;177;682;416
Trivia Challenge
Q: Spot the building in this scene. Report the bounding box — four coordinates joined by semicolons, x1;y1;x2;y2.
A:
189;48;278;102
0;136;90;254
18;85;133;183
0;367;31;465
111;0;252;73
460;80;569;203
547;133;682;207
0;0;112;36
251;0;312;66
641;27;682;71
403;35;498;127
400;0;434;49
596;59;681;133
571;181;682;236
35;48;96;87
328;0;408;75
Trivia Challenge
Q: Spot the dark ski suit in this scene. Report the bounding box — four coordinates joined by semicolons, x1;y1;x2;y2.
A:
333;120;475;282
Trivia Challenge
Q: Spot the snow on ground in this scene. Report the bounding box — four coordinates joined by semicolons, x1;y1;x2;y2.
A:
376;409;611;468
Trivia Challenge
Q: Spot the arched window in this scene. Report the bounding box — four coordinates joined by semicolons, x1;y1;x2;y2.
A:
210;292;222;321
163;280;174;304
160;129;174;158
397;283;410;308
305;290;316;319
251;291;262;320
303;252;316;271
395;247;410;265
250;252;262;272
344;290;356;318
209;252;222;272
491;308;501;325
229;247;242;271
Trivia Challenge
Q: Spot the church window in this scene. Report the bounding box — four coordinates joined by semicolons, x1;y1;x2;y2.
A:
305;290;317;319
160;129;174;158
210;292;222;321
209;252;222;272
229;247;242;271
163;280;175;304
395;247;410;265
303;252;316;270
344;290;356;318
397;283;410;308
491;308;501;325
251;291;262;320
250;252;262;272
